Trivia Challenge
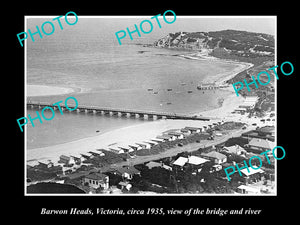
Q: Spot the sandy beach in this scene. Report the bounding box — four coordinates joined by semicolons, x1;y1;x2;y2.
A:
26;57;251;164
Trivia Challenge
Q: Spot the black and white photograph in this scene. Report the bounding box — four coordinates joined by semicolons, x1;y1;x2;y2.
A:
23;15;277;195
14;3;298;221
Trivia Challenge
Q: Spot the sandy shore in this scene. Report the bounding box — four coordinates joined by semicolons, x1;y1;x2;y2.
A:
27;119;222;163
27;85;76;97
27;57;251;164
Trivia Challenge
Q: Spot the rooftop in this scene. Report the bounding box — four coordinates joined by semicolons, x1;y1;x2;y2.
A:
114;166;140;175
201;151;227;160
240;167;264;176
248;138;275;149
85;172;108;181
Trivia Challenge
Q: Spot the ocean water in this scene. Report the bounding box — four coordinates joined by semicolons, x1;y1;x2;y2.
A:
26;18;238;149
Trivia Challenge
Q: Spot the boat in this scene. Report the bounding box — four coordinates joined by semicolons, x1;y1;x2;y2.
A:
147;88;153;91
187;90;193;93
153;92;158;94
167;89;172;91
167;102;172;105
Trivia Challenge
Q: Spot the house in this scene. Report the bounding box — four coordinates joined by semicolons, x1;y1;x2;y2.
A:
128;144;142;151
145;161;173;171
59;155;75;165
151;138;165;143
37;160;54;169
80;152;94;159
82;173;109;190
156;135;176;141
236;185;260;194
118;146;134;153
201;151;227;164
144;140;158;147
70;154;84;165
163;129;185;139
223;145;245;155
145;161;162;169
112;166;141;180
184;126;201;133
186;156;210;166
180;128;191;136
167;132;184;139
136;142;151;149
239;167;265;183
172;156;209;171
109;148;125;154
95;149;106;156
172;156;188;167
246;138;275;152
88;151;101;157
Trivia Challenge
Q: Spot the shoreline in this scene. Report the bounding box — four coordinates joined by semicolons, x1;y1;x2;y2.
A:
27;119;221;164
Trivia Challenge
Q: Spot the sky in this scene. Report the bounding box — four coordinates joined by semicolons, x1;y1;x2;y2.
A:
26;16;276;47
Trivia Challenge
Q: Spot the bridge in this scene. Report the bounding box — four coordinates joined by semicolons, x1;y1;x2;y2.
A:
27;101;210;121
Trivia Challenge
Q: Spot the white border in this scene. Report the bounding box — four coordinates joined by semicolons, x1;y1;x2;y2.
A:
24;15;277;196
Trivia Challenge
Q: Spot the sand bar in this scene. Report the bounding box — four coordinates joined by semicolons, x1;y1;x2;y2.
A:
27;85;76;97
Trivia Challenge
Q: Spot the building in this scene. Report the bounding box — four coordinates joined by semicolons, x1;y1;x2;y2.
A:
109;148;125;154
236;185;260;194
70;154;84;165
223;145;245;155
184;127;201;133
118;146;134;153
172;155;209;172
37;160;54;169
201;151;227;164
180;128;192;136
156;135;175;142
145;161;162;169
239;167;265;184
145;161;173;171
172;156;188;168
59;155;75;165
82;173;109;190
167;132;184;139
112;166;141;180
128;144;142;151
80;152;94;159
135;142;151;149
246;138;275;152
